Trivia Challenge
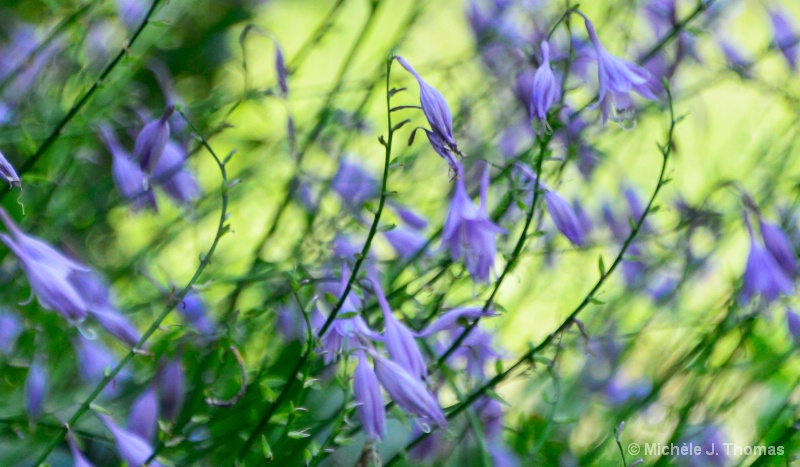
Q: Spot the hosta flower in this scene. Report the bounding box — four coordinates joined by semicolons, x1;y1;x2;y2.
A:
582;15;659;124
530;40;560;128
442;165;505;283
787;309;800;344
417;307;497;337
134;105;174;173
371;275;427;380
331;160;378;210
0;309;22;356
353;350;385;441
769;8;798;71
74;335;126;397
177;291;215;335
25;357;47;419
759;220;798;277
741;221;794;304
371;353;446;427
152;141;200;206
384;227;428;260
98;125;156;212
0;150;20;186
128;385;159;441
275;43;288;96
67;435;95;467
0;208;90;321
544;190;585;246
160;357;185;422
396;56;458;153
97;413;162;467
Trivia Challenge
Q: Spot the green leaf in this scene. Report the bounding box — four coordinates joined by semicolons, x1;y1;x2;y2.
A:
598;255;606;276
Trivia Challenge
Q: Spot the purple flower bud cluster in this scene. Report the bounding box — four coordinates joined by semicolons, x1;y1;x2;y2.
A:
741;213;797;305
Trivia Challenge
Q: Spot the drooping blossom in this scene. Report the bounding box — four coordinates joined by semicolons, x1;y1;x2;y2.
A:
68;270;142;347
787;309;800;344
392;205;428;230
530;40;560;128
0;208;90;321
74;335;124;396
353;350;385;441
741;217;794;304
97;413;163;467
177;291;215;335
370;274;427;380
98;125;156;211
769;8;798;71
371;352;446;427
134;105;174;173
128;385;159;441
417;307;497;337
275;43;288;96
718;38;752;77
545;190;585;246
759;220;798;277
68;434;95;467
0;309;22;356
160;357;185;423
582;15;659;124
152;141;200;206
331;160;378;210
442;165;505;283
0;150;20;186
25;357;47;420
396;56;458;153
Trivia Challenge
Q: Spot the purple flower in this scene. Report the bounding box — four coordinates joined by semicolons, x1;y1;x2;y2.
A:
331;160;378;209
396;56;459;154
177;291;215;335
160;358;185;422
353;350;385;441
89;307;142;348
74;336;124;396
0;209;90;321
417;307;497;337
384;227;428;260
97;413;163;467
134;105;174;173
0;309;22;356
371;353;446;427
152;141;200;206
443;326;501;377
530;40;560;128
442;166;505;283
741;224;794;304
99;125;157;212
371;275;427;380
582;16;659;124
68;435;95;467
392;205;428;230
759;220;798;277
719;38;752;77
129;385;159;442
25;358;47;419
769;9;798;71
787;309;800;344
275;43;288;96
423;129;459;173
545;190;585;246
0;150;20;187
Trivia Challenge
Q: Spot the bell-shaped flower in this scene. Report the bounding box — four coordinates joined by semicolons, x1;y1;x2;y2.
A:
0;150;20;187
134;105;174;173
353;350;385;441
396;56;458;153
392;205;429;230
97;413;162;467
128;385;159;442
442;165;506;283
787;309;800;344
25;357;47;420
582;16;659;124
89;306;141;348
74;336;126;397
371;274;427;380
0;309;22;356
759;220;798;277
371;353;446;427
545;190;585;246
275;43;288;96
152;141;200;205
384;227;428;260
769;9;798;71
423;129;459;174
741;220;794;304
177;291;215;335
160;357;185;423
417;307;498;337
331;160;378;210
98;125;156;212
530;40;560;129
68;435;95;467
